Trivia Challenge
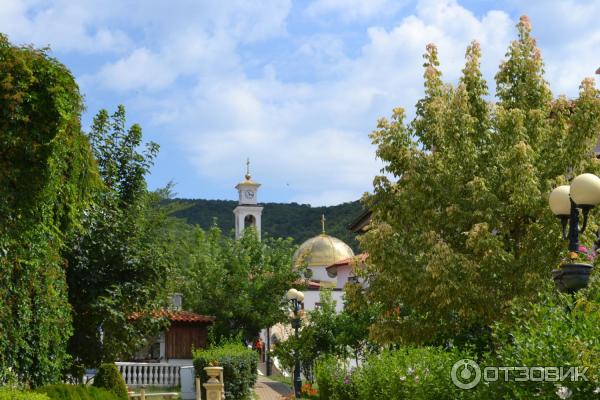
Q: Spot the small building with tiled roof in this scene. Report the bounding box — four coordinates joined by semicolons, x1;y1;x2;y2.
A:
131;295;215;364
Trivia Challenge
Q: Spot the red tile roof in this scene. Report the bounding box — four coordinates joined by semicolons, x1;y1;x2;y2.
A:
164;310;215;323
130;309;215;324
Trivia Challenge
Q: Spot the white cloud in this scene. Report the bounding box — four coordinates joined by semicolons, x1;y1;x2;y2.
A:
2;0;600;205
306;0;404;21
94;48;176;92
0;0;131;53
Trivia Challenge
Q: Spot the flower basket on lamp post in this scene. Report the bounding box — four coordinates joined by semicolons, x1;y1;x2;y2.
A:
552;263;593;293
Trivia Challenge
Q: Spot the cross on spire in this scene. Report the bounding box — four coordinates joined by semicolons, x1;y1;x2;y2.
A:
321;214;326;234
245;158;251;180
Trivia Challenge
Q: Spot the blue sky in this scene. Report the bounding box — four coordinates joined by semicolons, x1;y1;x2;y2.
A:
1;0;599;205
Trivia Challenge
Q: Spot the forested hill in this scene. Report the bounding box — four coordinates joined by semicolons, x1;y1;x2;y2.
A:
164;199;364;251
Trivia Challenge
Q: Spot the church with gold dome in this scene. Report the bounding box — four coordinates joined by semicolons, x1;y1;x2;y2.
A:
292;216;355;312
233;163;362;313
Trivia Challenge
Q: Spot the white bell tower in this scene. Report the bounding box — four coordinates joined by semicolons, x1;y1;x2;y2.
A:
233;159;263;240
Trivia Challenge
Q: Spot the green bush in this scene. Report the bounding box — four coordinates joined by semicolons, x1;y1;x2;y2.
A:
478;286;600;399
92;364;128;400
193;343;258;400
0;388;49;400
37;384;119;400
315;356;357;400
316;347;479;400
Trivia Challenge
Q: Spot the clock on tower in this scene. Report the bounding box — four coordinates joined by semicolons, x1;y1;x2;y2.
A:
233;159;264;240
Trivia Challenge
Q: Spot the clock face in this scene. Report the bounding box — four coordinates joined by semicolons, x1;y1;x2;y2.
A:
244;190;255;199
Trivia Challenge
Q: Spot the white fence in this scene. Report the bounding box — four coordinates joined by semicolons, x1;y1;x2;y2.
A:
115;362;181;387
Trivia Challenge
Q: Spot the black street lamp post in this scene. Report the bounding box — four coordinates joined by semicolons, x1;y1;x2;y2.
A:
549;174;600;292
287;288;304;398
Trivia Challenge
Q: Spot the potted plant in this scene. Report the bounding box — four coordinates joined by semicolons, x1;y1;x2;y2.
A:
552;245;594;293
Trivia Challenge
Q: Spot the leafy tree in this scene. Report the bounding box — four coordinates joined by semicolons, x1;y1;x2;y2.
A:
361;16;600;346
272;290;377;381
65;106;171;367
176;226;300;341
0;34;97;386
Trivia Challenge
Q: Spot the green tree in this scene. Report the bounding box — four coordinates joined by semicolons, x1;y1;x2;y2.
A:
65;106;170;367
0;34;97;386
361;16;600;346
271;290;377;381
176;226;300;341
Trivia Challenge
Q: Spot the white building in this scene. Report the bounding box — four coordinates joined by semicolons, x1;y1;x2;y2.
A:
233;160;263;240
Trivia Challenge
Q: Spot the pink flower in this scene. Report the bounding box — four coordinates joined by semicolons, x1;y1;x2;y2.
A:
588;255;594;261
579;245;588;253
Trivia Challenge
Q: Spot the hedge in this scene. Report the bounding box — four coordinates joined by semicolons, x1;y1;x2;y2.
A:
0;389;49;400
92;364;128;400
193;343;258;400
315;347;479;400
37;384;119;400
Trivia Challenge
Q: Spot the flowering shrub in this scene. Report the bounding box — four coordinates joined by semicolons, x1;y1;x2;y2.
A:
300;382;318;399
559;245;597;266
315;357;358;400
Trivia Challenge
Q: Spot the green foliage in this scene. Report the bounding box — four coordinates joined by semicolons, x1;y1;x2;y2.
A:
271;291;377;381
193;343;258;400
91;364;128;400
0;34;97;386
316;347;477;400
477;275;600;399
362;17;600;346
165;199;363;251
175;225;300;341
65;106;171;367
0;389;49;400
37;384;119;400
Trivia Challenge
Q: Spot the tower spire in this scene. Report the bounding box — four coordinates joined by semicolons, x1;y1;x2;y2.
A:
245;158;251;180
321;214;326;234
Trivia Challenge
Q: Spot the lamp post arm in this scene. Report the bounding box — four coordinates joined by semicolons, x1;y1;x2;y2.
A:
568;199;580;252
579;205;592;234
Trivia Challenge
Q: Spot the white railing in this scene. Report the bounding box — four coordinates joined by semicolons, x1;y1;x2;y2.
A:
115;362;181;387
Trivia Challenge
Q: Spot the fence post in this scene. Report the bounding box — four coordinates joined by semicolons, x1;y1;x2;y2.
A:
195;377;201;400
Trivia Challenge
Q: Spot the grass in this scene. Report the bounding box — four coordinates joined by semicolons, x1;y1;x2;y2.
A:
265;374;292;387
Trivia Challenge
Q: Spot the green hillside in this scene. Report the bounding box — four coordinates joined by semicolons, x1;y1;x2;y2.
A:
164;199;364;251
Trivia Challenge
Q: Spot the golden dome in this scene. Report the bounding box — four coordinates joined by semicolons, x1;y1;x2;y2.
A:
293;234;355;267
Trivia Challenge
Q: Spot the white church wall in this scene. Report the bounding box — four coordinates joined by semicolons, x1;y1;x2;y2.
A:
308;265;334;282
302;290;344;313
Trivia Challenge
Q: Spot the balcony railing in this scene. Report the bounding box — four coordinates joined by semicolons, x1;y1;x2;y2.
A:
115;362;180;387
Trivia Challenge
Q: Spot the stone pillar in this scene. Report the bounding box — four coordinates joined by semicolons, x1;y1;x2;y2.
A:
202;367;224;400
180;366;195;400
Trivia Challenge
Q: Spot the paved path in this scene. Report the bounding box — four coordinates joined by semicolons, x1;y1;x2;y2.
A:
254;376;293;400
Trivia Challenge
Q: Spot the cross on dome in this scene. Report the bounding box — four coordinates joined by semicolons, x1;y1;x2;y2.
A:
321;214;326;234
245;158;251;181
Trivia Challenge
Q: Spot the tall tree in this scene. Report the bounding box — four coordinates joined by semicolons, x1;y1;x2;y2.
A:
66;106;170;368
176;226;300;342
0;34;97;386
361;16;600;346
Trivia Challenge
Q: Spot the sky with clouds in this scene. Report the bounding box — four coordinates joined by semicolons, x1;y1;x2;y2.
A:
1;0;599;205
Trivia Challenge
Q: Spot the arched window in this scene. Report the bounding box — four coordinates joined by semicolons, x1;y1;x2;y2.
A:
244;214;256;229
